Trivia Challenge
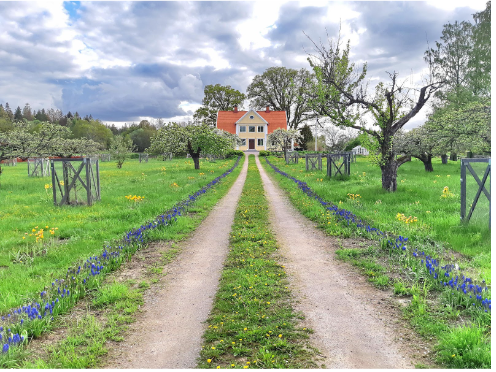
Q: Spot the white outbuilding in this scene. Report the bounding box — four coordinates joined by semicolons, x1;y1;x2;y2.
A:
352;145;369;156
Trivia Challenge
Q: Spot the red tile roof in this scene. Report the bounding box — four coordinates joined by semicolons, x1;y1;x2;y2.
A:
217;110;287;134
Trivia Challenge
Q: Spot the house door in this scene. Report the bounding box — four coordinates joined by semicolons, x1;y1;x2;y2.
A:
249;139;255;150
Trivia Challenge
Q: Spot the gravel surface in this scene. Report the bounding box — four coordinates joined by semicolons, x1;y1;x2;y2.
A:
104;155;249;369
255;155;414;369
103;154;429;369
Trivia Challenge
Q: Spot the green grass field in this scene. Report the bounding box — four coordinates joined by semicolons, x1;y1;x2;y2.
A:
264;155;490;278
0;157;239;313
261;154;491;369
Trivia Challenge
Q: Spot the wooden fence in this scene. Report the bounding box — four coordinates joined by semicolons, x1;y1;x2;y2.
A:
27;158;50;177
460;158;490;228
50;157;100;206
327;152;351;178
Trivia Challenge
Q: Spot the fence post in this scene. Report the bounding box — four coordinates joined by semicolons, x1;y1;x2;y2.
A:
50;160;57;206
460;159;466;222
96;159;100;201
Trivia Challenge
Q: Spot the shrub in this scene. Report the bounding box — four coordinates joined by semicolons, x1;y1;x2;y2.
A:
226;150;244;158
258;150;270;157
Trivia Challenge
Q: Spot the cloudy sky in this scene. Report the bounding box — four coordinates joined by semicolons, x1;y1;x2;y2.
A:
0;0;487;129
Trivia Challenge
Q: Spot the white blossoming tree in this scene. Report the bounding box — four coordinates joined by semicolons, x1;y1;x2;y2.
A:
149;123;238;170
267;128;302;159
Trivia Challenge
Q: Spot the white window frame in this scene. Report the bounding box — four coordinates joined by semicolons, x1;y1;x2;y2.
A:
257;126;264;133
258;138;264;146
239;126;246;133
241;139;246;146
249;126;256;133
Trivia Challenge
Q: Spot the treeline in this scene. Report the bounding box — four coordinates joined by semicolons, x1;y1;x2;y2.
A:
0;103;163;153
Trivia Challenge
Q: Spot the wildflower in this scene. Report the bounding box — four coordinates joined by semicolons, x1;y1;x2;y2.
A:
207;359;212;363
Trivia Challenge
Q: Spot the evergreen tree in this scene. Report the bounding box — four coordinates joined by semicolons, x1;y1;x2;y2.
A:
13;106;23;121
4;103;13;120
299;124;314;150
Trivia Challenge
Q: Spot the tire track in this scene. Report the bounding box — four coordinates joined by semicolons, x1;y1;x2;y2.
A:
104;155;249;369
255;154;413;369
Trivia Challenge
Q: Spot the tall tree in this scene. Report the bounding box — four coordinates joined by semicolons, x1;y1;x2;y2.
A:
193;84;246;126
22;103;34;121
469;1;491;97
306;34;444;192
425;20;473;104
4;103;13;120
13;106;23;121
247;67;314;129
298;124;314;150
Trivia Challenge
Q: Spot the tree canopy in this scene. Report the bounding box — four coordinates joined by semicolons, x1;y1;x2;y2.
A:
193;84;246;126
150;123;237;169
246;67;314;129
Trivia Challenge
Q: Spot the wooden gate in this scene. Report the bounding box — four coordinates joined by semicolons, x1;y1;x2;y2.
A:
305;154;322;171
28;158;50;177
50;157;100;206
461;158;490;228
285;152;299;164
327;153;351;178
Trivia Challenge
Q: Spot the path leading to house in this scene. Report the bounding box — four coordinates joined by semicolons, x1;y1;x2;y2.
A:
104;155;249;369
254;155;415;369
104;153;427;369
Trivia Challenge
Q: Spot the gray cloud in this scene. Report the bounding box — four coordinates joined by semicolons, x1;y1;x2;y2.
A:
0;1;486;126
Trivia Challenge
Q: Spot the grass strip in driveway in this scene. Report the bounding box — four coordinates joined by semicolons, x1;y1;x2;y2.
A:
198;155;319;369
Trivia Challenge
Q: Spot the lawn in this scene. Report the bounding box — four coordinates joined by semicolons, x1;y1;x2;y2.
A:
261;154;491;368
262;155;490;279
0;157;239;313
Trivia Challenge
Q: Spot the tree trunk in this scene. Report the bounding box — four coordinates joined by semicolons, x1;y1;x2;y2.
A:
187;141;201;170
380;158;398;192
414;154;434;172
192;154;200;170
423;156;434;172
380;155;411;192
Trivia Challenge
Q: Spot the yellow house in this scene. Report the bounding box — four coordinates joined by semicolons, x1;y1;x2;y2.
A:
216;106;288;151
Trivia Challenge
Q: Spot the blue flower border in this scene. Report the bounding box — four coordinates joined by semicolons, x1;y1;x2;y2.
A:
0;156;242;356
264;157;490;312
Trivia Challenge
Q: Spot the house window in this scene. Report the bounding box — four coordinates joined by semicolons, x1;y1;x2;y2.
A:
258;126;264;133
249;126;255;132
239;126;246;133
258;139;264;146
250;115;254;119
241;139;246;146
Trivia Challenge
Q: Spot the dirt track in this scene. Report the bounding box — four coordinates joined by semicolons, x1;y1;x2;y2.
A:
104;155;249;369
103;153;426;368
255;155;414;369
